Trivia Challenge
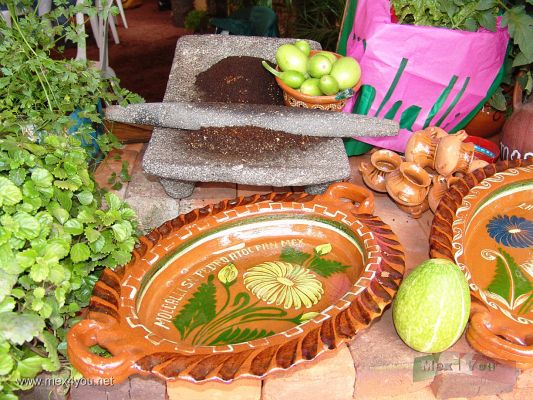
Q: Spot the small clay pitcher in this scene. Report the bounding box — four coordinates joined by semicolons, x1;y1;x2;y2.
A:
434;131;475;176
428;175;460;213
359;150;402;192
385;162;431;207
405;127;448;168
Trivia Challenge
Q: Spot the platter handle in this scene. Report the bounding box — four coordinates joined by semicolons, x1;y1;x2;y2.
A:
323;182;374;214
67;319;138;382
467;301;533;370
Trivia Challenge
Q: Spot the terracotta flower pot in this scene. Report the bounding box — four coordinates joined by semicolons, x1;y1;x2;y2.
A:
359;149;402;192
276;51;362;111
67;183;405;383
385;162;431;207
430;159;533;369
404;127;448;169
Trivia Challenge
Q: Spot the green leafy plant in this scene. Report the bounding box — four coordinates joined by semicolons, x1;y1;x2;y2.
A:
0;0;142;147
0;133;138;398
184;9;209;32
292;0;346;51
391;0;533;111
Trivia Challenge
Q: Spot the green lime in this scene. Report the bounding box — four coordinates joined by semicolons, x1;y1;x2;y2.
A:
319;75;339;96
393;259;471;353
294;40;311;57
317;51;337;64
299;78;322;96
307;55;332;78
330;56;361;90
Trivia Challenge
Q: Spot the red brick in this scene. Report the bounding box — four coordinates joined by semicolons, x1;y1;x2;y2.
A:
129;375;165;399
349;311;431;399
261;344;355;400
516;368;533;389
236;184;273;196
166;378;261;400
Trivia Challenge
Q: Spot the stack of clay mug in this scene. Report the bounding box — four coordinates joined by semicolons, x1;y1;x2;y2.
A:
358;127;489;218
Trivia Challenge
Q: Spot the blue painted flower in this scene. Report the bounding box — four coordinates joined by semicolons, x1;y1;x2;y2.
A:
486;215;533;248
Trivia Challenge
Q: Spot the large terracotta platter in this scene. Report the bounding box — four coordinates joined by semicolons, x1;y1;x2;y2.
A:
430;159;533;369
67;183;405;383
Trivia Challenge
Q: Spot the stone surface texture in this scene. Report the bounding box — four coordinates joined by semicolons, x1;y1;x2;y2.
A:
105;102;399;138
86;146;529;400
142;34;356;191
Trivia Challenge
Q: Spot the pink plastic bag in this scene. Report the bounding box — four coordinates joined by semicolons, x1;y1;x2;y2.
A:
338;0;509;154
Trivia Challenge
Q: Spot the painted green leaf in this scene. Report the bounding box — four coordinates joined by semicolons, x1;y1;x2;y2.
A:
487;248;533;308
280;246;310;265
314;243;332;256
308;257;350;278
173;275;217;338
207;327;275;346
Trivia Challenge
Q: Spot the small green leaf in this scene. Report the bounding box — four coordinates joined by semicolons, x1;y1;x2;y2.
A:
0;297;15;313
33;287;45;299
17;355;46;378
0;176;22;206
111;220;132;242
31;168;53;187
0;353;14;376
64;219;84;235
44;239;70;260
77;190;93;205
30;263;50;282
13;212;40;239
84;227;100;243
0;274;17;303
16;249;37;270
70;243;90;263
105;192;122;211
0;312;45;345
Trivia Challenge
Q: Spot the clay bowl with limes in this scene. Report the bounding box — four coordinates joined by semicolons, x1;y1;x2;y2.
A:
276;50;362;111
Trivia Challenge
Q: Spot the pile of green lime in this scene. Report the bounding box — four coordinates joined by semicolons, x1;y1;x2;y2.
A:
262;40;361;97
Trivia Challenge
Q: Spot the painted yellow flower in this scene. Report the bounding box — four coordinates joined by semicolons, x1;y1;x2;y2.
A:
243;262;324;310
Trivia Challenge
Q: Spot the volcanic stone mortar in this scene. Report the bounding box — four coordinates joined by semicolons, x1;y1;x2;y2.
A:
140;35;396;198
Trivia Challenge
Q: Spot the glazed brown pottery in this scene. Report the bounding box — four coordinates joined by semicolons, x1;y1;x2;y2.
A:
434;131;475;176
67;183;405;383
385;161;431;207
464;103;506;138
500;80;533;161
405;127;448;169
430;159;533;369
427;175;460;214
276;51;362;111
359;149;403;192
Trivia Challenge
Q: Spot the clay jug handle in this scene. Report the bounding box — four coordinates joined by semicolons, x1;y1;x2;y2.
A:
466;301;533;368
67;319;137;383
323;182;374;214
512;78;524;111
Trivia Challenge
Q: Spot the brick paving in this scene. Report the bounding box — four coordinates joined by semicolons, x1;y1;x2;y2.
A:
62;144;532;400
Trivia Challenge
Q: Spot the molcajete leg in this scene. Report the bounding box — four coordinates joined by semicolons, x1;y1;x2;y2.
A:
160;178;196;199
305;181;340;195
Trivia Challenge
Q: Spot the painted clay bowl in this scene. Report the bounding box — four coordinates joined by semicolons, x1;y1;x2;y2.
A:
67;183;404;383
276;51;362;111
430;159;533;369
